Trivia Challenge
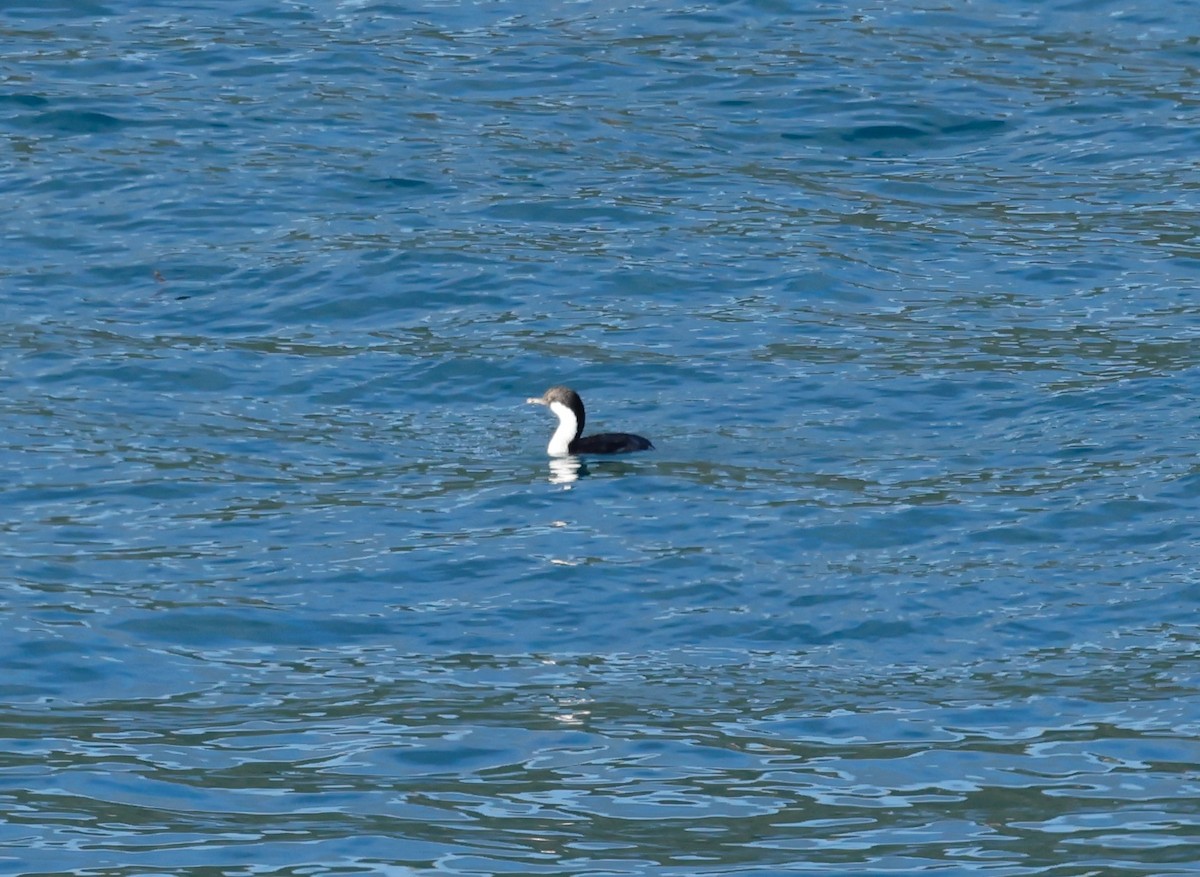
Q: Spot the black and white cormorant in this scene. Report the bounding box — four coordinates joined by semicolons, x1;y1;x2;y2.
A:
527;385;654;456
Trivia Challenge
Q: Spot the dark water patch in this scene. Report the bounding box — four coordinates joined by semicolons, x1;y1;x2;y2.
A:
784;111;1009;155
2;0;113;16
0;93;49;108
368;175;437;190
24;109;131;134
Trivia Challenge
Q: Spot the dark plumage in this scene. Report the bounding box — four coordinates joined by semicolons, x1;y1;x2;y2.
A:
527;385;654;456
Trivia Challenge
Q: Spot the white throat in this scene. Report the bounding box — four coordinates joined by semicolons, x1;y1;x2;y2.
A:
546;400;578;456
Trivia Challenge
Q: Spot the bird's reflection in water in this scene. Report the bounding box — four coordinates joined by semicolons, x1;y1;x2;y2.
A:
547;456;584;485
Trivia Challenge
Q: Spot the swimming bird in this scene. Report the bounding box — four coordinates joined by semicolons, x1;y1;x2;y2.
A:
527;385;654;456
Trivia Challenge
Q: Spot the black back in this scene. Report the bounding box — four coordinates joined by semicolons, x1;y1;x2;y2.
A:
570;432;654;455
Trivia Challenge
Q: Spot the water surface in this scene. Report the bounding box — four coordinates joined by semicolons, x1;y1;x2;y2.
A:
3;0;1200;874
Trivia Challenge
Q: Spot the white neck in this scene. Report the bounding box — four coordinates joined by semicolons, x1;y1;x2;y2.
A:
547;400;578;456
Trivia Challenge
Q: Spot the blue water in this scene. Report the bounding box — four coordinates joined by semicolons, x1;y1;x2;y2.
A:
3;0;1200;873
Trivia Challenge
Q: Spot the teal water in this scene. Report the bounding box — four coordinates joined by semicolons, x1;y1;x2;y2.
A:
3;1;1200;874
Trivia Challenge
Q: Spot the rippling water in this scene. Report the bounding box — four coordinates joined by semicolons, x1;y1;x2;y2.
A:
4;0;1200;873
